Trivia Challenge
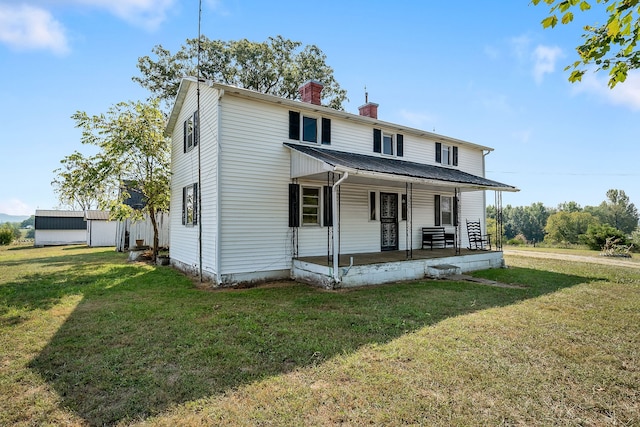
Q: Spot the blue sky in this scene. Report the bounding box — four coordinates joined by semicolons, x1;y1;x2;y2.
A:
1;0;638;216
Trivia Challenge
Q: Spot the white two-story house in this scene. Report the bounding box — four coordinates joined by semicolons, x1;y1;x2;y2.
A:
165;78;518;288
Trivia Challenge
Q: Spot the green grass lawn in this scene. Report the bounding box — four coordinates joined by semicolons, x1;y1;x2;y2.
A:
1;244;638;426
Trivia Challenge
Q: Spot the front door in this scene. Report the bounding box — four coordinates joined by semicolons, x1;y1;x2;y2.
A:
380;192;398;251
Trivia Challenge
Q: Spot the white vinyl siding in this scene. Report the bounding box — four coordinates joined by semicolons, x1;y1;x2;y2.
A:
167;80;492;282
169;82;219;277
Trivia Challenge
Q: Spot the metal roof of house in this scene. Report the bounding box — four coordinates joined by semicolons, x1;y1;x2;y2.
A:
84;210;111;221
284;143;518;192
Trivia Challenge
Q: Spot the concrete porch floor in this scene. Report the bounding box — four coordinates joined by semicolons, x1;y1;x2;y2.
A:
297;248;491;267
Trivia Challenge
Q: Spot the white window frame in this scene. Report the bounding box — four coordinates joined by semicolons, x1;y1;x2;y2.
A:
441;144;452;165
440;196;453;226
382;133;395;156
301;186;321;225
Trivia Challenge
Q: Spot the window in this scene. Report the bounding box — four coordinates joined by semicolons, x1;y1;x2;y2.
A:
302;187;320;225
288;111;331;144
383;133;394;155
441;196;453;225
182;183;198;225
435;142;458;166
303;116;317;143
183;111;199;153
373;129;404;157
434;194;456;226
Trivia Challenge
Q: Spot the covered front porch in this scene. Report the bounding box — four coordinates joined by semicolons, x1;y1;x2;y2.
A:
285;142;518;289
293;248;505;288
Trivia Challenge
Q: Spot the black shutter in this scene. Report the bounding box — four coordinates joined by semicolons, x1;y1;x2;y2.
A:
323;185;333;226
289;111;300;140
435;142;442;163
453;146;458;166
453;195;459;226
183;120;187;153
193;183;198;225
193;111;199;147
321;118;331;144
182;186;186;225
373;129;382;153
397;134;404;157
288;183;300;227
434;195;441;226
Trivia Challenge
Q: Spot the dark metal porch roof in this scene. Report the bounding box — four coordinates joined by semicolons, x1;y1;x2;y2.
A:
284;143;518;192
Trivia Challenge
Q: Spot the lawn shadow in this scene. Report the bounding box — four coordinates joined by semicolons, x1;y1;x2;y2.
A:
28;263;596;426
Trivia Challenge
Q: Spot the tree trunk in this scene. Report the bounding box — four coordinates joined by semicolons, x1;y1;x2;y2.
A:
149;207;159;261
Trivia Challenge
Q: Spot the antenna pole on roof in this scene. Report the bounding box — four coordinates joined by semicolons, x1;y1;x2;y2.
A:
364;85;368;103
197;0;203;282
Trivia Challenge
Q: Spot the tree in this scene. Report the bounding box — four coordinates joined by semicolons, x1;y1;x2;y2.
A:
0;223;20;245
557;201;583;212
544;210;599;244
52;151;117;211
501;203;552;242
20;216;34;228
532;0;640;88
585;189;639;234
134;35;348;110
70;99;171;260
580;223;628;249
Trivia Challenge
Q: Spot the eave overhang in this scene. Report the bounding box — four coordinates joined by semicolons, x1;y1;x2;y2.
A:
284;143;518;193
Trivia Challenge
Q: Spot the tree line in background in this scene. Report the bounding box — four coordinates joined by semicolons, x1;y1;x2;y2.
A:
487;189;639;251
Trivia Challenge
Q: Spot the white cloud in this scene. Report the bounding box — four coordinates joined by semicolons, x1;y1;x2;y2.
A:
73;0;176;31
509;34;532;62
0;4;69;54
572;69;640;111
532;45;563;84
0;199;33;216
398;109;437;129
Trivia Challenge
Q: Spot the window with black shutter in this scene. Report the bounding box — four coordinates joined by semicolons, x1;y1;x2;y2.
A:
397;134;404;157
289;111;300;140
373;129;382;153
323;185;333;226
321;118;331;145
288;183;300;227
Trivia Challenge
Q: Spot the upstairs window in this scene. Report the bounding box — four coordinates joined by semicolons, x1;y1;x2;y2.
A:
183;111;199;153
383;133;394;155
435;142;458;166
289;111;331;144
373;129;403;157
303;116;317;143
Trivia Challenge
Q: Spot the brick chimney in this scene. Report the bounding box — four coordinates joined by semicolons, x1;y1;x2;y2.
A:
299;80;323;105
358;102;379;119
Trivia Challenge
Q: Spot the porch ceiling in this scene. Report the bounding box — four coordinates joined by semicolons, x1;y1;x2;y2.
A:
284;143;518;192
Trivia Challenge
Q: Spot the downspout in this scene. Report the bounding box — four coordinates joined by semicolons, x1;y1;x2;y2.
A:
331;171;348;284
215;88;224;286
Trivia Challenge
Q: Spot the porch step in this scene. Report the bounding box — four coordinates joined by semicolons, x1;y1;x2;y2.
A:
425;264;461;278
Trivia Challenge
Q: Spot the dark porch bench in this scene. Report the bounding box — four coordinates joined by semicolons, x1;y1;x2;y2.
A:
422;227;455;250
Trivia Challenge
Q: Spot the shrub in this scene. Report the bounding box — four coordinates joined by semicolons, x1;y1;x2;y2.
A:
579;224;628;250
0;228;14;245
